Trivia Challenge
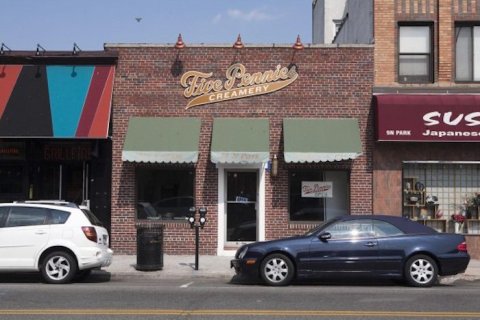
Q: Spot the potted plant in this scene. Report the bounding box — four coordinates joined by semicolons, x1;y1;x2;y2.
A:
465;193;479;219
451;213;466;233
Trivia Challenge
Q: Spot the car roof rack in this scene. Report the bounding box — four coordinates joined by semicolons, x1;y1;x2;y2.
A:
13;200;79;208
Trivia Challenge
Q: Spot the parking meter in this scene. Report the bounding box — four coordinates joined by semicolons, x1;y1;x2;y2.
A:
187;206;196;228
199;207;207;228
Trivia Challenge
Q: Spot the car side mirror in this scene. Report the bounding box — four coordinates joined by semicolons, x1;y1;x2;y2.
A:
318;232;331;241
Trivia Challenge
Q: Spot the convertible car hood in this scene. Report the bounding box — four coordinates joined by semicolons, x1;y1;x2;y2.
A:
247;235;308;250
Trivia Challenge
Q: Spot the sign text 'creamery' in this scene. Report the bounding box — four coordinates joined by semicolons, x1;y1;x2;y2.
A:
180;63;298;109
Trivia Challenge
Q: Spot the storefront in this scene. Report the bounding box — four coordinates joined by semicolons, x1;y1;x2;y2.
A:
0;53;117;229
374;92;480;258
107;43;374;255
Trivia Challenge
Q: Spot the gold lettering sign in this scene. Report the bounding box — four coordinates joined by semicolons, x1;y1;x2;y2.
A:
180;63;298;109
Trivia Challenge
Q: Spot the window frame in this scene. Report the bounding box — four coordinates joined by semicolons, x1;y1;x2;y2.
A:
397;23;434;84
455;23;480;83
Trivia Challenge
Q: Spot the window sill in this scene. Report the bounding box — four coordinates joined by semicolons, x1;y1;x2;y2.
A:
288;221;321;230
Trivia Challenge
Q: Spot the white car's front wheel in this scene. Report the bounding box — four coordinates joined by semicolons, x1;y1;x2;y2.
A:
41;251;77;284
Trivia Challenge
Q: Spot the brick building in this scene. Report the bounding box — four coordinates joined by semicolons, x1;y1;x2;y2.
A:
105;43;374;255
373;0;480;257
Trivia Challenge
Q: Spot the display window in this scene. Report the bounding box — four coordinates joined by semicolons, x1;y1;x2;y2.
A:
289;170;349;222
136;168;194;221
402;162;480;233
0;165;25;199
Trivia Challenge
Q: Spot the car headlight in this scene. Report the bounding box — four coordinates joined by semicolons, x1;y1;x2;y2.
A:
238;246;249;259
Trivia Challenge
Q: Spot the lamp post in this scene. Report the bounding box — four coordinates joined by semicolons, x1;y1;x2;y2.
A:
187;207;207;270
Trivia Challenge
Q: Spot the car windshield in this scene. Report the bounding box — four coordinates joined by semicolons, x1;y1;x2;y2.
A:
81;209;103;227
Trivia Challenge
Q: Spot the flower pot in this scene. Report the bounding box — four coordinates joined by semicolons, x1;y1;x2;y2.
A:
454;223;464;234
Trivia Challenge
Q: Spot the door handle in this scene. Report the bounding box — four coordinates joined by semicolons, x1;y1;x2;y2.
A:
35;231;47;235
364;241;377;247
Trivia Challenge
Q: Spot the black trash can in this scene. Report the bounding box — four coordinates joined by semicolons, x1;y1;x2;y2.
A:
136;225;164;271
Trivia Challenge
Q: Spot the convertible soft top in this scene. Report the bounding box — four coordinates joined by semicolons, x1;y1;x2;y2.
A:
339;215;437;235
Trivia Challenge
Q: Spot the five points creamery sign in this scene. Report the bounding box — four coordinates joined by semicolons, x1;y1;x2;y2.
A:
180;63;298;109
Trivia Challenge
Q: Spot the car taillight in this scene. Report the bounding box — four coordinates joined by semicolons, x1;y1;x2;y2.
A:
457;241;468;252
82;226;98;243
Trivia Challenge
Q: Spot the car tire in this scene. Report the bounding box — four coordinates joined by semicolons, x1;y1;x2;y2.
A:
41;251;78;284
260;253;295;286
404;254;438;287
74;269;93;282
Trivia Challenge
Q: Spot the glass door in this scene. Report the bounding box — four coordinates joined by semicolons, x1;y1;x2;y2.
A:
225;171;258;244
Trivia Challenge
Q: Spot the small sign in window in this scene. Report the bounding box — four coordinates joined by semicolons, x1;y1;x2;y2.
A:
235;196;249;203
301;181;333;198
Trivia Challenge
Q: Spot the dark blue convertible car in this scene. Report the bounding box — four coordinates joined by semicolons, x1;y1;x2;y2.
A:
231;215;470;287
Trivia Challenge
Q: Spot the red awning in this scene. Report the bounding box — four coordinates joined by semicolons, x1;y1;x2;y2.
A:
375;94;480;142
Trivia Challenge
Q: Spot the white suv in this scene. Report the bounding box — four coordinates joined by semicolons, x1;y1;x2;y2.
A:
0;201;113;284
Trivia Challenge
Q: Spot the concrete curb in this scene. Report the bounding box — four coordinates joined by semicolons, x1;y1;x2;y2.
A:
103;255;480;282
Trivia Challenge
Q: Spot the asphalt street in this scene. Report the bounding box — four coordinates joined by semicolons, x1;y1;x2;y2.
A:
0;272;479;320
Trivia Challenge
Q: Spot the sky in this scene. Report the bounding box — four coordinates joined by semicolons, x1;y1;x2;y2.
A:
1;0;312;51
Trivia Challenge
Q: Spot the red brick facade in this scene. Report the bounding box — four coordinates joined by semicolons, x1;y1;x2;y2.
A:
375;0;480;86
106;45;374;255
374;0;480;257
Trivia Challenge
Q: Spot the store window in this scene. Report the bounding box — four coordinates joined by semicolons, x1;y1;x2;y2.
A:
0;166;24;199
136;168;194;221
289;170;349;222
455;25;480;82
402;162;480;234
398;25;433;83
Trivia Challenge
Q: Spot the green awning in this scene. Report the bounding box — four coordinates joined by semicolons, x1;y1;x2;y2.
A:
283;118;362;163
211;118;269;164
122;117;201;163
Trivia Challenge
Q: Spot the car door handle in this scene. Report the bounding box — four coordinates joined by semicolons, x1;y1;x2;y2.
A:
35;231;47;235
364;241;377;247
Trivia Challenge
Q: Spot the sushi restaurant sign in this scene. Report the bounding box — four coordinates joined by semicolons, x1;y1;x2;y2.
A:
180;63;298;109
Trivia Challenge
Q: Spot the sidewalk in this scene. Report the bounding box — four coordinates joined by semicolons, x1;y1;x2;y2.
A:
104;255;236;280
104;255;480;282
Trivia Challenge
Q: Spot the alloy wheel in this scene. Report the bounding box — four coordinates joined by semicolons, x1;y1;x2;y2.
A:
260;253;295;286
46;255;71;281
405;255;438;287
41;251;77;284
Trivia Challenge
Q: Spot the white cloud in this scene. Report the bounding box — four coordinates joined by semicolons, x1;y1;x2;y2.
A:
227;8;275;22
212;13;222;24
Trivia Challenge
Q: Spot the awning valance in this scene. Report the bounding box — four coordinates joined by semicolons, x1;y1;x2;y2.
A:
122;117;201;163
283;118;362;163
211;118;269;164
375;94;480;142
0;65;114;138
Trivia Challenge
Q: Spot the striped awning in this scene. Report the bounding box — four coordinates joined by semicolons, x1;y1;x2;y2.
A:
0;65;114;138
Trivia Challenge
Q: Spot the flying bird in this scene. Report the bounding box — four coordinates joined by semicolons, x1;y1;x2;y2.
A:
135;17;142;22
